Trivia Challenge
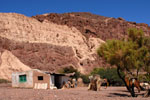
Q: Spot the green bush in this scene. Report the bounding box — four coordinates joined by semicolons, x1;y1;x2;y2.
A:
80;74;90;84
60;66;125;85
138;73;150;82
59;66;81;79
91;68;124;86
59;66;90;84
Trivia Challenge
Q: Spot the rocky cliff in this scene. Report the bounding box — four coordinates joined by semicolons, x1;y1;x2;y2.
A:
33;12;150;40
0;12;150;80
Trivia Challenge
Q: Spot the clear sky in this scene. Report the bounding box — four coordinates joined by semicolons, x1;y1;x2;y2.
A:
0;0;150;25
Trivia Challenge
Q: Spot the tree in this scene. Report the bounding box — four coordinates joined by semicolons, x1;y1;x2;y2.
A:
97;28;150;97
91;68;124;86
59;66;81;79
59;66;90;84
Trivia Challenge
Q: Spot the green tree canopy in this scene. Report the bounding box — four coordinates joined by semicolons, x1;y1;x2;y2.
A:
91;68;124;86
97;28;150;97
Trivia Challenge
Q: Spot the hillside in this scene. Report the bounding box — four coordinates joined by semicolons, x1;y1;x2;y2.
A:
0;12;150;80
33;12;150;40
0;50;31;80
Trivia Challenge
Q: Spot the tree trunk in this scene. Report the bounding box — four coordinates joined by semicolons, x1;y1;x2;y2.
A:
117;67;136;97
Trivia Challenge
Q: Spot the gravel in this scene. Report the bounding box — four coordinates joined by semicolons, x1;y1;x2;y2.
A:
0;84;149;100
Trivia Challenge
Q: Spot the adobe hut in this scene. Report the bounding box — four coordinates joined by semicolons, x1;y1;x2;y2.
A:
12;69;70;89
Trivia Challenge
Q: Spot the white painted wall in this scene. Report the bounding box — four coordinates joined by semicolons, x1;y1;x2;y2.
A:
50;75;55;89
12;70;33;88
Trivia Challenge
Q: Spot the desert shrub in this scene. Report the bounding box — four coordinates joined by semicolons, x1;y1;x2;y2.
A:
59;67;90;84
80;74;90;84
91;68;124;86
59;66;81;79
138;73;150;83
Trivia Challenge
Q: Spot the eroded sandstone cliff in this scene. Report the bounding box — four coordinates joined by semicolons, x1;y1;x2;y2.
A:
0;13;105;80
0;12;149;80
33;12;150;40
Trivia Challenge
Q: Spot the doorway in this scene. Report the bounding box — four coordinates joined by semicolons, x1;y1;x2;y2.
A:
54;76;61;89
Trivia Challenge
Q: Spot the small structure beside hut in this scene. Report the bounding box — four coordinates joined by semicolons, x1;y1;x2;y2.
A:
12;69;70;89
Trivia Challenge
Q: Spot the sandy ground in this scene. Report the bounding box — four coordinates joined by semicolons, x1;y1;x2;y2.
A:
0;83;149;100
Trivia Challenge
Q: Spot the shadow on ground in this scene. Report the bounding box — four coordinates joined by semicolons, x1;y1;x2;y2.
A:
108;92;145;97
108;93;130;97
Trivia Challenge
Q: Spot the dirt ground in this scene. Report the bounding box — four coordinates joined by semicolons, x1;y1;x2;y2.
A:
0;83;149;100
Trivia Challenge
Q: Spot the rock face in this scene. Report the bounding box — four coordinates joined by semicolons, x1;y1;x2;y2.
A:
0;12;150;80
33;12;150;40
0;50;31;80
0;13;105;79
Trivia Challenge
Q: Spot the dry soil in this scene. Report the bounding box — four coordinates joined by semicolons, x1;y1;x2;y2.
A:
0;83;149;100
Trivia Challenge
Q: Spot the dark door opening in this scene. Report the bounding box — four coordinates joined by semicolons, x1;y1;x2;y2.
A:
54;76;61;89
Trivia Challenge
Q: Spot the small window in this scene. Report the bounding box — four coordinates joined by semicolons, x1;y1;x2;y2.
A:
19;75;27;82
38;76;43;80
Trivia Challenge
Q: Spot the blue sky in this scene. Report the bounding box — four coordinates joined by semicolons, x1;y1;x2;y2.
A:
0;0;150;25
